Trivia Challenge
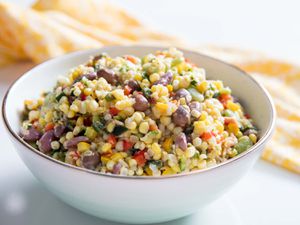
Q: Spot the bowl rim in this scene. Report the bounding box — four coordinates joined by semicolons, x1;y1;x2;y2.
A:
2;45;276;180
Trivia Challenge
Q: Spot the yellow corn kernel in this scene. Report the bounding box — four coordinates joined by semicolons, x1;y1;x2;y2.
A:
84;88;93;96
106;122;115;133
227;101;240;111
77;142;91;153
115;99;133;110
199;111;208;121
139;122;149;134
213;80;224;90
156;102;168;114
145;166;153;175
38;118;46;127
149;73;160;83
76;117;84;126
170;164;180;173
193;121;206;135
85;127;97;139
228;123;239;135
215;120;224;133
111;153;123;162
249;134;257;143
151;143;162;160
166;85;173;92
101;156;110;164
102;143;112;153
44;111;53;123
197;81;208;93
134;73;143;81
67;110;76;118
132;112;143;124
162;138;173;152
162;167;176;175
111;89;125;100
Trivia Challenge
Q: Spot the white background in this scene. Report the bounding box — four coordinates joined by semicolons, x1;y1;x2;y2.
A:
1;1;300;225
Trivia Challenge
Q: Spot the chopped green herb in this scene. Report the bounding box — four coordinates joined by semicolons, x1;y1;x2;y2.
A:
142;87;152;98
190;79;197;86
92;116;105;132
179;158;186;171
55;92;66;102
148;160;163;168
105;93;115;102
112;125;128;136
213;92;220;98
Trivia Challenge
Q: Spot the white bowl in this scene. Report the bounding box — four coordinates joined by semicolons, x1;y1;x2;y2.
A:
2;46;275;224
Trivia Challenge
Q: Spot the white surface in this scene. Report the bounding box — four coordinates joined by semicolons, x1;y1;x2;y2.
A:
1;0;300;224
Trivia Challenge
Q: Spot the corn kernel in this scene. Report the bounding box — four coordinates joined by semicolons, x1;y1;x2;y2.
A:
249;134;257;143
77;142;91;153
128;159;137;169
162;167;176;175
106;122;115;133
162;138;173;152
101;156;110;164
84;88;93;96
85;127;97;139
134;73;143;81
139;122;149;134
102;143;112;153
193;121;206;135
149;73;160;83
151;143;162;160
111;89;125;100
160;116;171;126
199;111;208;121
156;102;168;114
145;166;153;175
197;81;208;93
227;101;240;111
132;112;143;124
106;160;115;170
215;120;224;133
166;84;173;92
228;123;239;135
111;153;123;162
213;80;224;90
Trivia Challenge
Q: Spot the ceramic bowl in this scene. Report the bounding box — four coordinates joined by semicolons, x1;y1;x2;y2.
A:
2;46;275;224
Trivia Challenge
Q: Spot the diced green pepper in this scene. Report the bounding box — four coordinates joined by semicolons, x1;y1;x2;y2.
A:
187;88;204;102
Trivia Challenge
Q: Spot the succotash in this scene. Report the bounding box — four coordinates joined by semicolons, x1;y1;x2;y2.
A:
20;48;258;176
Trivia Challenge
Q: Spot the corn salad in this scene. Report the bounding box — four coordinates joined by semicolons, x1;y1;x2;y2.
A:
20;48;258;176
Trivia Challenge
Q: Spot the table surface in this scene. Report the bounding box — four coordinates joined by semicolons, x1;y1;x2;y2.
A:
1;1;300;225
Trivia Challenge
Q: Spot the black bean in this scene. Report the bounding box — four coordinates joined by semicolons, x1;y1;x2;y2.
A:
174;89;192;103
38;130;55;153
54;125;66;138
175;133;188;150
189;101;202;112
154;71;173;86
112;163;122;174
172;106;190;127
82;151;100;170
20;127;41;142
133;94;149;112
64;136;89;149
244;128;258;136
126;79;140;91
97;69;117;85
